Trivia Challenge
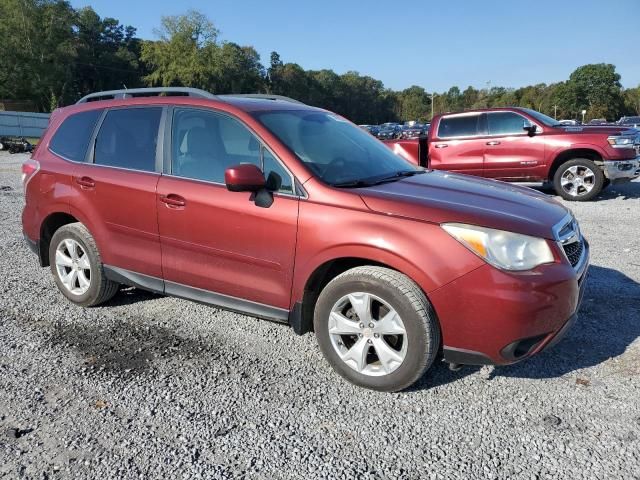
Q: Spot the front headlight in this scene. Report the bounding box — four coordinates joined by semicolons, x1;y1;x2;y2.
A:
607;136;635;147
442;223;554;271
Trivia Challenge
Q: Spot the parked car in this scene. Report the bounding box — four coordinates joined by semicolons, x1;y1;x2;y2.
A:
587;118;608;125
558;119;580;126
400;124;427;139
23;88;588;391
617;116;640;129
377;123;402;140
384;107;640;201
0;136;34;154
359;124;380;137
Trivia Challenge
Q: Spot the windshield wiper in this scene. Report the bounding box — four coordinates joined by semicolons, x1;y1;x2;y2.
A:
332;170;425;188
369;169;425;184
332;179;378;188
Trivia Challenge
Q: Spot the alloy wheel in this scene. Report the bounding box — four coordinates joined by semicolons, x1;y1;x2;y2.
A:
328;292;408;376
55;238;91;295
560;165;596;197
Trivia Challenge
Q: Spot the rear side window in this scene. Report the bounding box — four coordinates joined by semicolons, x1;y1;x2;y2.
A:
437;115;480;138
487;112;527;135
94;108;162;172
49;110;102;162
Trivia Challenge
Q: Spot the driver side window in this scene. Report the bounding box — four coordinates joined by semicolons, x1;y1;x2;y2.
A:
487;112;529;136
171;108;294;193
171;108;260;183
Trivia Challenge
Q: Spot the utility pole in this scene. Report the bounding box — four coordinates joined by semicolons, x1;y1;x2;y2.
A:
430;92;435;120
553;105;558;119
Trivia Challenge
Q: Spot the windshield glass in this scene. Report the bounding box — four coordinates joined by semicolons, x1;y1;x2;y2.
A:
622;117;640;123
519;108;561;127
253;110;419;185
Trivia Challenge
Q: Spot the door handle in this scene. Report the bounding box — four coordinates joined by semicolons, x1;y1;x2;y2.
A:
75;176;95;188
159;194;186;208
486;141;501;146
434;144;448;149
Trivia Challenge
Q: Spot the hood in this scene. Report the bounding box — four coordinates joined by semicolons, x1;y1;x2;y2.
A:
554;125;638;136
358;170;569;239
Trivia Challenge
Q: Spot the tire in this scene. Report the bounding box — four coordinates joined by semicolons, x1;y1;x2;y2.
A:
314;266;440;392
553;158;604;201
0;142;4;151
49;223;119;307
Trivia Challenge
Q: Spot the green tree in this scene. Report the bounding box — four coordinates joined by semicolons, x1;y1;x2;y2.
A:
461;86;479;110
73;7;144;97
566;63;624;120
0;0;77;111
623;86;640;116
141;10;220;89
396;86;430;121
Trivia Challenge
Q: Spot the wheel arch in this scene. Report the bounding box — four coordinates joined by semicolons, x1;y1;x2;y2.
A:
291;255;429;335
548;148;604;181
38;212;80;266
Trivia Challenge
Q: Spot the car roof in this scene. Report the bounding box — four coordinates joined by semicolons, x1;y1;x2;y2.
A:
54;94;323;122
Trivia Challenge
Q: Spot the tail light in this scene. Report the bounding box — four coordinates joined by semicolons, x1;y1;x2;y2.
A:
22;158;40;190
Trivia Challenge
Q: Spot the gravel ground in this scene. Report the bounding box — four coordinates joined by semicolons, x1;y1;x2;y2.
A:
1;150;639;479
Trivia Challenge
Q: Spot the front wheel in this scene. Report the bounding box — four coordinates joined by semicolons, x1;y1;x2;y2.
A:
314;266;440;392
553;158;604;201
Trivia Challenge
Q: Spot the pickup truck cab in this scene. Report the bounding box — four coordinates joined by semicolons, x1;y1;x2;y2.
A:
386;107;640;201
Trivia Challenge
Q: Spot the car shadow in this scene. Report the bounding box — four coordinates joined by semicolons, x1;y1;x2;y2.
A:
103;286;164;307
596;179;640;200
412;264;640;390
94;265;639;389
533;179;640;201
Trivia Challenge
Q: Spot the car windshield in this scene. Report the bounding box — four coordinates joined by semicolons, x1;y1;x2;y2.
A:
622;117;640;123
253;110;421;186
519;108;562;127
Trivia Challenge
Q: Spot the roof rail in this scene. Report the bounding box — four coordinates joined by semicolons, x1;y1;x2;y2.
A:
76;87;217;104
219;94;304;105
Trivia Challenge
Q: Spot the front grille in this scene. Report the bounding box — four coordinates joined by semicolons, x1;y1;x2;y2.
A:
563;239;584;267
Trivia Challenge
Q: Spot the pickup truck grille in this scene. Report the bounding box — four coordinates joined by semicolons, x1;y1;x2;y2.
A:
563;239;584;267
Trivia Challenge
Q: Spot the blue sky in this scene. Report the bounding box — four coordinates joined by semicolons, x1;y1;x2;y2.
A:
70;0;640;92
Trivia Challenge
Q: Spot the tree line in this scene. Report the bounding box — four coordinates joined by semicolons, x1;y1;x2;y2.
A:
1;1;639;124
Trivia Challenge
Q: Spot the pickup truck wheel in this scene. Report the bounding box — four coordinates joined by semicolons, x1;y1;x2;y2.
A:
553;158;604;201
314;266;440;392
49;223;120;307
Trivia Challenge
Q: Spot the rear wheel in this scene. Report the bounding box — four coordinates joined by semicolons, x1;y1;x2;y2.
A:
49;223;119;307
553;158;604;201
314;266;440;392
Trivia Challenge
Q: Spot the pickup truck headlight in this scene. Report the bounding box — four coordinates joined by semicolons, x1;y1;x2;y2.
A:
607;136;635;147
442;223;554;271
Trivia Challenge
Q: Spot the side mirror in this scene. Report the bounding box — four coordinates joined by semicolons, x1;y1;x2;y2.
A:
523;121;537;136
225;164;265;192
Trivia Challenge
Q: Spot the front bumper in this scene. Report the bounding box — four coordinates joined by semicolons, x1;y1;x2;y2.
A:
435;242;590;366
602;157;640;181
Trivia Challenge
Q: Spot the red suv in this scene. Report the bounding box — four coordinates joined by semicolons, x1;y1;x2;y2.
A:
386;107;640;201
22;88;589;391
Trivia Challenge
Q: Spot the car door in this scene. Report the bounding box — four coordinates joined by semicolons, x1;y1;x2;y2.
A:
483;111;546;180
429;113;485;176
156;107;299;313
70;106;164;279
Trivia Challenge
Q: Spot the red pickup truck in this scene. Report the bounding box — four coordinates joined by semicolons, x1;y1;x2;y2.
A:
385;107;640;200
